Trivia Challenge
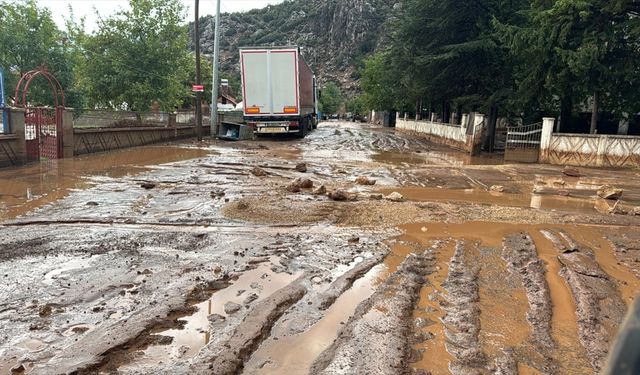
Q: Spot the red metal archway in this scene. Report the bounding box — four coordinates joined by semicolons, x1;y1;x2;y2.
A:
14;66;66;161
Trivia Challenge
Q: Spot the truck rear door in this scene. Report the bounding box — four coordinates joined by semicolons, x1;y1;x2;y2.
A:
241;49;299;117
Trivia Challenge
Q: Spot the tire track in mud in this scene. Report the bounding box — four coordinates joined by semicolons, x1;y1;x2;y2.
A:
409;241;456;375
309;245;438;375
545;230;627;373
188;280;306;374
241;257;386;374
441;241;485;374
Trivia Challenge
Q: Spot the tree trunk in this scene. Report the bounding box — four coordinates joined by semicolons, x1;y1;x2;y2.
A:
485;105;498;152
560;96;572;133
456;105;463;125
590;91;598;134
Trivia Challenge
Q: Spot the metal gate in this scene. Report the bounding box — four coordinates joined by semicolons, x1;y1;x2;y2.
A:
505;122;543;163
13;66;66;162
25;107;63;161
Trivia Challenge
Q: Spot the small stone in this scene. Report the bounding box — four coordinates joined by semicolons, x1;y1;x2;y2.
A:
313;185;327;195
86;201;99;206
251;167;268;177
414;317;429;328
140;182;156;190
562;166;581;177
10;364;25;373
287;178;313;192
236;201;249;210
385;192;405;202
490;185;505;193
295;163;308;173
369;193;383;200
355;176;377;186
208;313;226;324
311;276;323;284
348;236;360;244
243;293;259;304
223;302;242;315
632;207;640;216
328;190;349;201
597;185;623;200
39;305;52;317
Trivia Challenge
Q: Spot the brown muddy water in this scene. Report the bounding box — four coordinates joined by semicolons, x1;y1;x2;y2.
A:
0;145;210;221
116;258;302;370
398;221;636;374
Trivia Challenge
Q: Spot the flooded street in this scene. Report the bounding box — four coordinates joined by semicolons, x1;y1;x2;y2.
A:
1;121;639;374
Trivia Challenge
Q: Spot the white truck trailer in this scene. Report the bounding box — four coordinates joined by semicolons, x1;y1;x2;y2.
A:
240;46;317;137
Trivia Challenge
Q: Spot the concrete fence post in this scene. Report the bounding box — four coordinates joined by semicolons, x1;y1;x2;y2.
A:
596;135;609;167
470;113;486;155
9;108;27;164
62;108;74;158
618;119;630;135
539;117;555;163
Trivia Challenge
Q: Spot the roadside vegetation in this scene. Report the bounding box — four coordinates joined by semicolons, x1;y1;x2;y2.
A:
359;0;640;133
0;0;219;111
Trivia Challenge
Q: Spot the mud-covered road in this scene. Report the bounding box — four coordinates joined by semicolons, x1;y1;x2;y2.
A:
1;121;640;374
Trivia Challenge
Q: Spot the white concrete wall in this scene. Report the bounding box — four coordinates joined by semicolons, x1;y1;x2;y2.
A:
396;118;467;143
540;121;640;168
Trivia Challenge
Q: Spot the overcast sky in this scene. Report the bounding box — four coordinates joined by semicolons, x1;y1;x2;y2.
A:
37;0;285;31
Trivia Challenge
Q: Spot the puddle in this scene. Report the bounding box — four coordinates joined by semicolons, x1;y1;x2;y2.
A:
529;231;592;374
249;264;385;374
563;226;640;305
42;256;95;286
372;151;503;167
18;338;46;353
381;186;601;214
397;221;616;373
0;145;210;221
120;259;301;369
0;358;34;374
411;241;456;374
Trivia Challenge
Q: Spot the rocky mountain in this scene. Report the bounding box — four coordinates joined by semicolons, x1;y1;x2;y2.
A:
190;0;399;96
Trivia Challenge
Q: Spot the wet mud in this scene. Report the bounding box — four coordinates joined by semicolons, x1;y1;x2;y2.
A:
309;245;437;375
1;122;639;375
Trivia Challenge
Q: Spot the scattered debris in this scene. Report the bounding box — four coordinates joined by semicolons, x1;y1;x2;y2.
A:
355;176;377;186
251;167;268;177
295;163;308;173
38;304;52;317
384;192;405;202
597;185;623;200
313;185;327;195
224;302;243;315
328;190;349;201
563;167;581;177
210;189;226;198
287;178;314;192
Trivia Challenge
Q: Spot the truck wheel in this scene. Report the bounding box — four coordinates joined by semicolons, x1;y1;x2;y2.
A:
298;118;309;138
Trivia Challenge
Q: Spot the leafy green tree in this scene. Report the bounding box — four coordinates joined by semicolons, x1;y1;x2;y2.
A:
82;0;191;111
498;0;640;132
319;82;342;114
346;95;366;116
360;53;396;111
0;0;81;107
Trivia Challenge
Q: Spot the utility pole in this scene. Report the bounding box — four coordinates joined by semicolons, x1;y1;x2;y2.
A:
210;0;221;137
194;0;203;141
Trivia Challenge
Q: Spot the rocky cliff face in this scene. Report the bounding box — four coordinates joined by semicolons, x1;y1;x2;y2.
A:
190;0;399;95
